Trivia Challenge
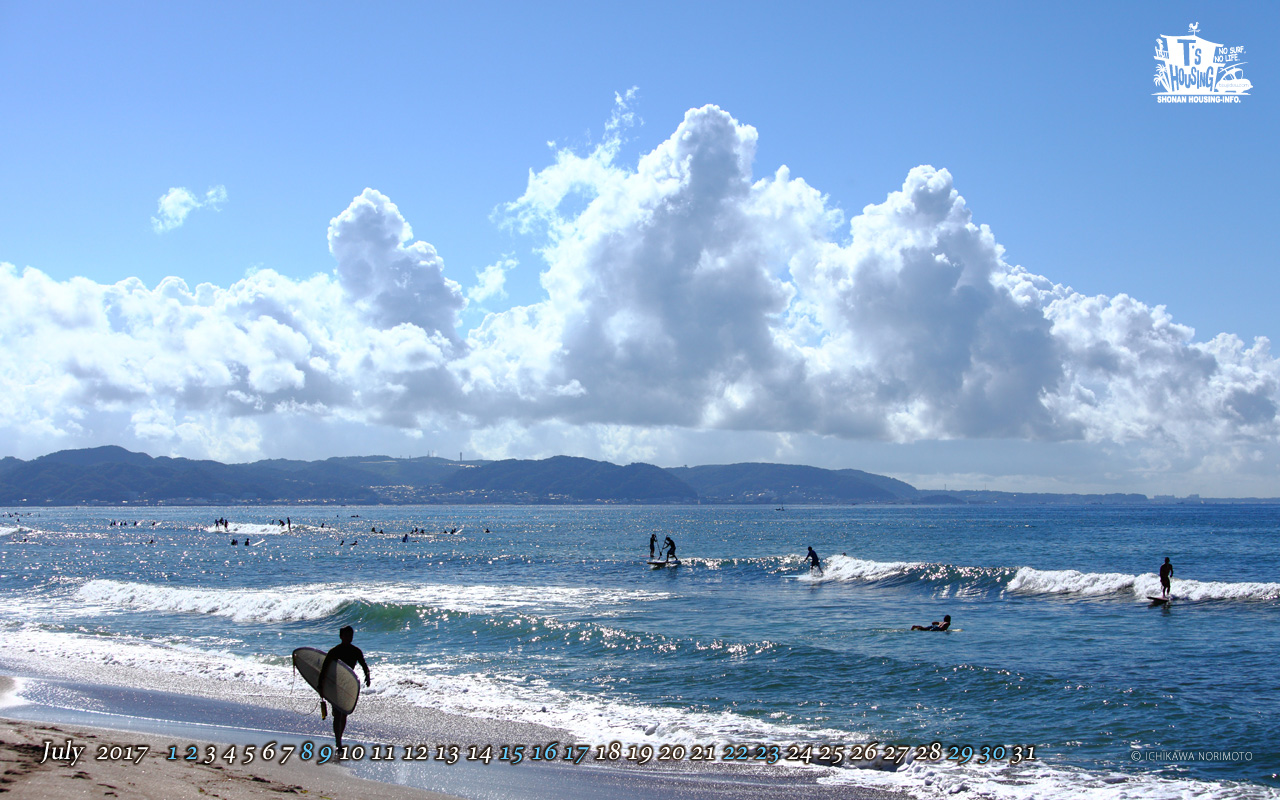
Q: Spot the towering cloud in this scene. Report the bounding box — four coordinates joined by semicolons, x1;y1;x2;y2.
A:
2;104;1277;489
328;189;466;343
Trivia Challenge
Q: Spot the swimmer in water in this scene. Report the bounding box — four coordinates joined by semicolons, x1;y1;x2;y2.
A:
912;615;951;631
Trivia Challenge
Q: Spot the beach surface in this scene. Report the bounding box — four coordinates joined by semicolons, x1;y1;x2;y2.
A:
1;677;463;800
0;673;909;800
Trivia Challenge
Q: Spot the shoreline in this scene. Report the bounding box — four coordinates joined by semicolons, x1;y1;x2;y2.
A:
1;678;461;800
0;671;912;800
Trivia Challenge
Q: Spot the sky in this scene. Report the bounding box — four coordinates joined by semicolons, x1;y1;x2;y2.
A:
2;1;1278;496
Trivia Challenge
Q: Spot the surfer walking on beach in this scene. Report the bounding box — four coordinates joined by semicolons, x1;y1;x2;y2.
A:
806;546;822;575
1159;557;1174;599
321;626;371;749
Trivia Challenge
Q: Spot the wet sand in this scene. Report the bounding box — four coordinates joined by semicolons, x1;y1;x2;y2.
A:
0;676;461;800
1;669;912;800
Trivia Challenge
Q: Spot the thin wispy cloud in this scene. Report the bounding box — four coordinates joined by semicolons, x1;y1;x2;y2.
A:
151;185;227;233
4;106;1277;491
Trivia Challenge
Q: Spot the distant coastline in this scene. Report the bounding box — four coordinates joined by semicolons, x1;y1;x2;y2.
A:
1;445;1272;507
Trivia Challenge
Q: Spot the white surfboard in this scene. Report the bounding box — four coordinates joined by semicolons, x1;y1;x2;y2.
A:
292;647;361;714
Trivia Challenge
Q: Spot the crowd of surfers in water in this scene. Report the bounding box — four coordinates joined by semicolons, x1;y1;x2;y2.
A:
211;516;484;548
15;512;1182;629
4;511;30;542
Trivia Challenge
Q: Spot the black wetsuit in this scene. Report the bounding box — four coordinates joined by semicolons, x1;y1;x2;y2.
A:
914;619;950;631
320;641;370;749
323;642;369;679
1159;561;1173;592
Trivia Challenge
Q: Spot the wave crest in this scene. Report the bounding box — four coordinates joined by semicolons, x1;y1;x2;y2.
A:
73;579;673;623
793;557;1280;603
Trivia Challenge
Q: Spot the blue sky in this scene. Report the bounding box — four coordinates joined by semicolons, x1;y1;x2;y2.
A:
2;2;1278;495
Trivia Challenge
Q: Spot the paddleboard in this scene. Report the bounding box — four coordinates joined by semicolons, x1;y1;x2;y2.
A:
292;647;360;714
648;559;680;569
1147;596;1171;605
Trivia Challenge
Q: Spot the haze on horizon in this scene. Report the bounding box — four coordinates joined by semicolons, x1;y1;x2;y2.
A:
2;4;1277;498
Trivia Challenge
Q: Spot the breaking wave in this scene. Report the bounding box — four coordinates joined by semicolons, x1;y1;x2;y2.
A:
794;555;1280;603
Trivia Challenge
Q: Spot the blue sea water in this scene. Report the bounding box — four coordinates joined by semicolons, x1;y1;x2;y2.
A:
1;504;1277;799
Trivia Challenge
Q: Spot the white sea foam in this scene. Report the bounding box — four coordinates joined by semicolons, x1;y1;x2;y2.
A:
1155;576;1280;602
795;554;924;583
1007;567;1138;596
5;623;1273;800
1009;567;1280;602
827;749;1280;800
786;555;1280;603
202;523;292;535
1;621;846;750
375;658;853;748
73;579;672;623
75;580;350;622
3;625;291;692
0;675;26;709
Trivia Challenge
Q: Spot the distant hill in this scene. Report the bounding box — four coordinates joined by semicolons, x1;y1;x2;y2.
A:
0;447;383;505
35;445;155;468
0;448;704;505
668;463;917;504
444;456;698;503
1;446;1216;507
921;489;1151;505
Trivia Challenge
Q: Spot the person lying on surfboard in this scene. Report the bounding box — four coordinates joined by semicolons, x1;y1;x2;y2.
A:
320;626;372;749
912;614;951;631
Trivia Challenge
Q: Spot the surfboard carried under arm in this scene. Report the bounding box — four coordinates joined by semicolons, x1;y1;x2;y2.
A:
292;647;360;714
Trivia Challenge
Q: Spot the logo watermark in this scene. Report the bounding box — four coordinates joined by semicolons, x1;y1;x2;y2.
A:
1130;749;1253;763
1153;23;1251;103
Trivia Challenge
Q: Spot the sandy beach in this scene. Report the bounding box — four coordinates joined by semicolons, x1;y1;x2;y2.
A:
0;670;911;800
0;677;463;800
0;717;465;800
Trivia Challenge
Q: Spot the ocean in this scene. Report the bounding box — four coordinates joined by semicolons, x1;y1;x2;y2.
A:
2;503;1277;799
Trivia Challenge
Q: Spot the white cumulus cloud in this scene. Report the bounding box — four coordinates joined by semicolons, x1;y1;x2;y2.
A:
467;258;515;306
4;104;1279;493
151;185;228;233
